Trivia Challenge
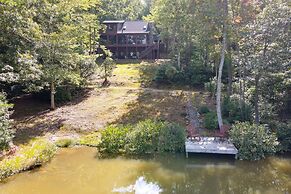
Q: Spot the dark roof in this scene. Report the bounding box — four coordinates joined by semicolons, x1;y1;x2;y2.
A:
103;20;125;24
102;20;150;34
118;21;149;34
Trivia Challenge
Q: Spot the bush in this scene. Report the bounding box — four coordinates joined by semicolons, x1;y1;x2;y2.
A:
157;122;185;152
98;125;130;154
155;64;178;84
55;138;75;148
222;96;252;123
55;87;73;103
269;121;291;152
229;122;279;160
78;132;101;147
125;120;162;154
204;79;216;96
98;120;186;154
199;105;210;114
0;139;56;180
0;93;14;150
154;61;213;87
204;111;218;130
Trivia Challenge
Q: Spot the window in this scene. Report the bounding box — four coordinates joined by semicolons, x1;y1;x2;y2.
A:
108;35;116;45
107;24;114;31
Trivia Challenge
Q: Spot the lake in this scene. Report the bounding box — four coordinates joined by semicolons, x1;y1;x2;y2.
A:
0;147;290;194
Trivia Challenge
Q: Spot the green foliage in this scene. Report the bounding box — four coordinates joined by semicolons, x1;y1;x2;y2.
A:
55;139;75;148
0;0;100;108
229;122;279;160
98;55;116;84
204;80;217;96
157;122;185;152
0;93;14;150
204;111;218;130
125;120;162;154
154;62;212;87
98;125;130;154
222;96;252;124
199;105;210;114
55;87;73;103
98;120;186;154
78;132;101;147
269;121;291;152
154;64;173;84
0;139;56;180
99;0;145;20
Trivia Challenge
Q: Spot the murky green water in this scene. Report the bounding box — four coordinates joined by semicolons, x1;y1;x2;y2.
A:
0;147;290;194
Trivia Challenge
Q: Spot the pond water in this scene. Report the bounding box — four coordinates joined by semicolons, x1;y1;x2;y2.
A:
0;147;290;194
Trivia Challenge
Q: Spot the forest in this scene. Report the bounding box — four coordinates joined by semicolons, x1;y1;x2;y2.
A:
0;0;291;192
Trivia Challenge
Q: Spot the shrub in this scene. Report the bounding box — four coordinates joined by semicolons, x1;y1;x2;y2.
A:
204;111;218;130
55;138;75;148
222;96;252;123
155;64;178;84
0;139;56;180
78;132;101;147
0;93;14;150
98;125;130;154
204;79;216;95
154;61;213;87
269;121;291;152
55;87;73;103
229;122;279;160
199;105;210;114
98;120;186;154
125;120;162;154
157;122;185;152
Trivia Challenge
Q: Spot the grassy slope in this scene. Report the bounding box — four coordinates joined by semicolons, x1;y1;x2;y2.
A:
12;61;189;144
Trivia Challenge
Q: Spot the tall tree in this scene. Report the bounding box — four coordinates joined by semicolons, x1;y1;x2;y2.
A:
99;0;144;21
216;0;228;130
238;0;290;123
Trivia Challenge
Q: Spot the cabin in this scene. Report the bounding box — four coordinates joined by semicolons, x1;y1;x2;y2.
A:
100;20;160;59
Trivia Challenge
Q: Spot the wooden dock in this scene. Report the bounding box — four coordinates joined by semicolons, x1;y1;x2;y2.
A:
185;137;238;158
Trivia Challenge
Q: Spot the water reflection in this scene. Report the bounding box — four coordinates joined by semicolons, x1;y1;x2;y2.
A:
0;147;290;194
112;176;162;194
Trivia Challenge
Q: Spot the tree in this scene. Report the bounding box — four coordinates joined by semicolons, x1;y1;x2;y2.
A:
216;0;228;130
0;93;13;150
5;0;101;110
238;0;290;123
0;0;102;109
99;0;144;21
0;0;40;88
97;49;116;87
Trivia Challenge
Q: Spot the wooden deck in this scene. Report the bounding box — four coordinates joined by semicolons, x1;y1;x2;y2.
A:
185;137;238;158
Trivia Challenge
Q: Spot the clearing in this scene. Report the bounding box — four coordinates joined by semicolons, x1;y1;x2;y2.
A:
12;61;207;144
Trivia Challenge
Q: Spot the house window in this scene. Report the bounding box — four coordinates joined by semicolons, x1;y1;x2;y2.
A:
118;35;126;45
108;35;116;45
127;35;136;45
136;35;147;45
107;24;114;31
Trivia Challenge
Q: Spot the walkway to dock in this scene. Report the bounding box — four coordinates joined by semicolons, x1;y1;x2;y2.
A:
185;137;238;158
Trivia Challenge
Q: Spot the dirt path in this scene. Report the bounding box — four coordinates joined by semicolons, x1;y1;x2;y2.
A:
185;93;204;138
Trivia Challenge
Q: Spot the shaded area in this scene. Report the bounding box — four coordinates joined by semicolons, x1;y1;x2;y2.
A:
112;89;188;127
11;88;94;145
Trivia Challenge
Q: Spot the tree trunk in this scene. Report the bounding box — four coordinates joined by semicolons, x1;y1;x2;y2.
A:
50;81;56;110
216;0;228;131
89;26;92;54
254;74;260;124
177;51;181;70
227;54;232;97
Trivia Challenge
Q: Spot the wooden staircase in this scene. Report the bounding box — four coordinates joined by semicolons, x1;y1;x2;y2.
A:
140;44;159;59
